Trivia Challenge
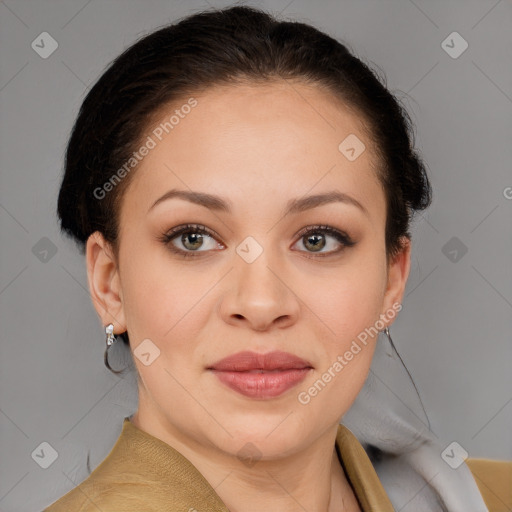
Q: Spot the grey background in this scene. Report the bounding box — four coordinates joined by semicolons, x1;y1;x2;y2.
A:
0;0;511;510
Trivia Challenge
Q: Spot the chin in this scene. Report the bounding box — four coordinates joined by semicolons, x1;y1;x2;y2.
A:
212;411;315;458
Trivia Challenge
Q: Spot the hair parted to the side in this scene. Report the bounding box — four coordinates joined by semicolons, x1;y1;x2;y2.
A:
57;5;432;357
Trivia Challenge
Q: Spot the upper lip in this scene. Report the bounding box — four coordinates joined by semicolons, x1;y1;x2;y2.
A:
208;351;313;372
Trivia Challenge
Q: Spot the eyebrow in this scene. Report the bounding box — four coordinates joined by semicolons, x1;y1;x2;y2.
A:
148;188;369;217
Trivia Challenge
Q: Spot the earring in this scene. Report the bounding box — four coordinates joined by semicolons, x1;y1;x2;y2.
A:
380;326;394;347
379;324;430;424
104;323;118;372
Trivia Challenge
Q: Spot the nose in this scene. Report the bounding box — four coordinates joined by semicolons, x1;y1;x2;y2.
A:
218;249;301;332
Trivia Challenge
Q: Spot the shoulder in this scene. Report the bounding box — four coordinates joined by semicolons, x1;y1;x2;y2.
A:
42;453;189;512
43;486;157;512
466;458;512;512
42;419;162;511
43;417;230;512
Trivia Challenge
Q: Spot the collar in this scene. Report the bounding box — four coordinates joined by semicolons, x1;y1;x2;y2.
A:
114;417;394;511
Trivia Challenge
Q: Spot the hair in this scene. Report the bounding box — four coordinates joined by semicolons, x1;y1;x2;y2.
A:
57;5;432;369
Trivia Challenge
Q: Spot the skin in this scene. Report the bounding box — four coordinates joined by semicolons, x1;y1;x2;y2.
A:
86;80;411;512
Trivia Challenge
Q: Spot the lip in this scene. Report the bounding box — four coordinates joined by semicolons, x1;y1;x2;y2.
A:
207;351;313;399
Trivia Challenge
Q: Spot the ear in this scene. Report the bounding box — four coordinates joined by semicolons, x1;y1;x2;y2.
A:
85;231;126;333
381;236;411;327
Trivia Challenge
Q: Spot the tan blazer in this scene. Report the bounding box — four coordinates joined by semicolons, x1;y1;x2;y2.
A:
44;418;511;511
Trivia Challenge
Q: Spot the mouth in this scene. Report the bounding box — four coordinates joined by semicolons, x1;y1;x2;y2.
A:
207;351;313;399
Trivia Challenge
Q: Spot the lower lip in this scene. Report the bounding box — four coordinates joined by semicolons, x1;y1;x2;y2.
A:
210;368;311;399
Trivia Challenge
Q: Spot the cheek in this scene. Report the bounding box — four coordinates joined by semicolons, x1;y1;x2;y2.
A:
295;265;384;418
297;252;386;407
119;246;212;354
120;270;171;343
308;253;387;349
118;252;210;401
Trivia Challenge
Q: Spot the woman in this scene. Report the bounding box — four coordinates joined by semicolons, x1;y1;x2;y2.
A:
44;5;509;511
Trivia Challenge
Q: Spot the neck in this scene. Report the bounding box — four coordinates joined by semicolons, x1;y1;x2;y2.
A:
131;409;361;512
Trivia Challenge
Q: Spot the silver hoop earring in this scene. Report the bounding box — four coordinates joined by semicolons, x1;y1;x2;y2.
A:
104;323;118;372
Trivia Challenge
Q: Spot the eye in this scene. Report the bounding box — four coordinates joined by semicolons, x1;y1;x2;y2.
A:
292;225;355;257
158;223;355;259
159;223;224;258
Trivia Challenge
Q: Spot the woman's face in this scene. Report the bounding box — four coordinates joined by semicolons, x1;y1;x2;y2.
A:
88;80;410;460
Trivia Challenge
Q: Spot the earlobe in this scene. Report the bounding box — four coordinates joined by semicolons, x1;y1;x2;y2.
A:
85;231;126;333
381;237;411;326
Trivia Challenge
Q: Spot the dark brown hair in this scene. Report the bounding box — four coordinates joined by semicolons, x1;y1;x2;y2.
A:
57;5;432;362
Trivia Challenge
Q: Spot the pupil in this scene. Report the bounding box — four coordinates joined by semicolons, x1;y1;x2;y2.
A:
306;234;325;252
184;233;202;250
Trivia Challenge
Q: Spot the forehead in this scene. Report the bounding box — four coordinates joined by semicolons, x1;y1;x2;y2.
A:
121;80;385;221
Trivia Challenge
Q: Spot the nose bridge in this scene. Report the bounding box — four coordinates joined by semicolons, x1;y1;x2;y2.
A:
220;233;299;330
235;234;285;302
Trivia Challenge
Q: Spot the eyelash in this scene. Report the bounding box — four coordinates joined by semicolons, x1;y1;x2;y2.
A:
158;223;356;259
